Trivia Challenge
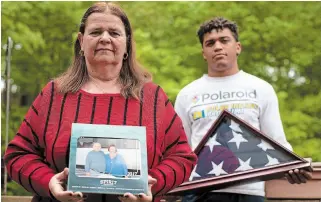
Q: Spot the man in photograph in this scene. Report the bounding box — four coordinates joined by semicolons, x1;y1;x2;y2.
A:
85;142;106;176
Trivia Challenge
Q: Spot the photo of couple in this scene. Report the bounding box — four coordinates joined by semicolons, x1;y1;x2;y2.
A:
76;138;141;179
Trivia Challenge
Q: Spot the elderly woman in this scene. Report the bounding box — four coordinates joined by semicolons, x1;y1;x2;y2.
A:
105;145;128;178
4;2;197;202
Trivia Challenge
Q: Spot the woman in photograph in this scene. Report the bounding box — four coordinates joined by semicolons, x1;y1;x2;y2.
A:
105;145;128;177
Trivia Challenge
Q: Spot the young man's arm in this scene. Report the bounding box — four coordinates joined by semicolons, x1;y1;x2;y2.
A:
259;84;292;150
260;84;313;183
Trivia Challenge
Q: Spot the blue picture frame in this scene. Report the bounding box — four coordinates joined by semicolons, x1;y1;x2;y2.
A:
67;123;148;195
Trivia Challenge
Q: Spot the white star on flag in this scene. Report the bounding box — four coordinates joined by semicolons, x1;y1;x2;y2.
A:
257;141;275;151
208;161;227;176
265;154;280;166
235;157;253;172
228;131;248;149
205;133;221;152
189;164;201;181
229;120;243;133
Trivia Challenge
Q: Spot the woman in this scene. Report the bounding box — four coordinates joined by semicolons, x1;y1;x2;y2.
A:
105;145;128;178
4;2;197;202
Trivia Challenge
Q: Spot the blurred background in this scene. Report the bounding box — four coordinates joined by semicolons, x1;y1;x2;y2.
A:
1;1;321;196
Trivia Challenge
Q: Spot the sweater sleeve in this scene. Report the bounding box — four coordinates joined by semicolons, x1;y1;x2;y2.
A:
259;84;293;151
149;88;197;196
4;82;56;198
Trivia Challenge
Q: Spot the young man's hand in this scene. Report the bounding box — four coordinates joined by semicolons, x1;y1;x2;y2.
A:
285;169;312;184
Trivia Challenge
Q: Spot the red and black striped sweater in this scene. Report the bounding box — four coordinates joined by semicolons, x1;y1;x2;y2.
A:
4;81;197;202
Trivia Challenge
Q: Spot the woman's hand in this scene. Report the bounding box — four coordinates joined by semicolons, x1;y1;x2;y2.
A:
49;168;85;202
118;175;157;202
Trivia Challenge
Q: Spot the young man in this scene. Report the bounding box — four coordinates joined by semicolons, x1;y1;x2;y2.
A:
175;17;311;202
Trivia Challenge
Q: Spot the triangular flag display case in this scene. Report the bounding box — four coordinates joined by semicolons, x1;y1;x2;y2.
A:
168;110;312;195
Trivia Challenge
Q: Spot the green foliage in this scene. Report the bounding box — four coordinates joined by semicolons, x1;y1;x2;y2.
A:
6;181;32;196
1;1;321;195
279;91;321;161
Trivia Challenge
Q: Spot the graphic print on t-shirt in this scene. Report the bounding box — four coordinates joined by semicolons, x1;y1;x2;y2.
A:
189;88;260;122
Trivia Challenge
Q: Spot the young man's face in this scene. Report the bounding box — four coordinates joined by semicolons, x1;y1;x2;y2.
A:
202;28;241;77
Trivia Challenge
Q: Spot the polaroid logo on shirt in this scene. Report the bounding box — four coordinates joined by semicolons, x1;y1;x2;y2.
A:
192;95;200;104
202;90;257;102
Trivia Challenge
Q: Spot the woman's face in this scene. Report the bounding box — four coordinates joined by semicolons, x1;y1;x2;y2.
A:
78;12;127;68
109;146;116;154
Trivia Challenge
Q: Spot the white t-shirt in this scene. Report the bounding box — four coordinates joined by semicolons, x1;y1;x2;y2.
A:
174;70;292;196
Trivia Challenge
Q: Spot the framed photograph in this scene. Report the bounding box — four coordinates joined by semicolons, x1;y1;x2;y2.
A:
67;123;148;195
167;110;312;195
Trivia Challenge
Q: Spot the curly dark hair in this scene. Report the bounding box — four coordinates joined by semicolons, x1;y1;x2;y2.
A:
197;17;239;46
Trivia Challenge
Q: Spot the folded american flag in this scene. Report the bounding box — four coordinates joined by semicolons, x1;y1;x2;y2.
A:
190;116;293;181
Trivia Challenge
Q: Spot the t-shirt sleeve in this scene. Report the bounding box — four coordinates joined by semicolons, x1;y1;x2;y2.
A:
259;84;293;151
